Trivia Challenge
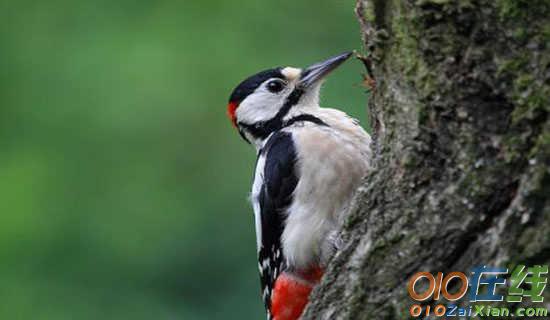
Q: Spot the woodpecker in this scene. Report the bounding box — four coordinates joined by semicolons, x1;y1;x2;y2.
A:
227;52;372;320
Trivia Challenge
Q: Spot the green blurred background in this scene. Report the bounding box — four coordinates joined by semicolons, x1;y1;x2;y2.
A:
0;1;367;319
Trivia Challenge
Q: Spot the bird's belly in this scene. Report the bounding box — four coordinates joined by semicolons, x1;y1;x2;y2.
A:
282;126;371;269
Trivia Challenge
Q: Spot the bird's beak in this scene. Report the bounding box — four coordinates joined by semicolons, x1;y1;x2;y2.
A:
298;52;353;88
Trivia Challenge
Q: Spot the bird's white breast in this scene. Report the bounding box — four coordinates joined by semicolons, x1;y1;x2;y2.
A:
249;108;372;271
282;109;372;269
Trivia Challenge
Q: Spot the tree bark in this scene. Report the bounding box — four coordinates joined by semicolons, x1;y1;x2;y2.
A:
302;1;550;319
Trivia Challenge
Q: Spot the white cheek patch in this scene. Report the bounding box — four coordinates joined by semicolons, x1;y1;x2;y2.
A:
236;91;281;124
282;67;302;81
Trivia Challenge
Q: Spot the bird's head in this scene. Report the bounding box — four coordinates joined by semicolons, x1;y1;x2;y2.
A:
227;52;352;145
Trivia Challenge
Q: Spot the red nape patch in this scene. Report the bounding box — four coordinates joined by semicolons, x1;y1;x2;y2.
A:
227;102;238;127
271;269;324;320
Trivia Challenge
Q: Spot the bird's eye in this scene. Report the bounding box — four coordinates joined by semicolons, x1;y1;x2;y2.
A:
266;80;285;93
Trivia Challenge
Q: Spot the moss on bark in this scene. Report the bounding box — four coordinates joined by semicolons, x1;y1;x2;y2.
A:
302;1;550;319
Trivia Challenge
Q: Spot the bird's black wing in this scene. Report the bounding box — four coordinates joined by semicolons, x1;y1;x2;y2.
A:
257;131;298;314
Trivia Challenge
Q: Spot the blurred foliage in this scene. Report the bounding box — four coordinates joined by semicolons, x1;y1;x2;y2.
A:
0;0;367;319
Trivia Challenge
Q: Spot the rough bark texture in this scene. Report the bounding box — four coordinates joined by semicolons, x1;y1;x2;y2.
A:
302;1;550;319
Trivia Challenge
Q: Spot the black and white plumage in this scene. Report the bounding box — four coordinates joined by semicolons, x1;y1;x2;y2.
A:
227;52;372;319
256;130;297;309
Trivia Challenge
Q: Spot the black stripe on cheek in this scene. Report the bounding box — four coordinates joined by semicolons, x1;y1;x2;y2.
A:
239;121;272;140
238;128;251;144
275;88;304;119
283;114;328;127
239;113;329;142
238;88;307;140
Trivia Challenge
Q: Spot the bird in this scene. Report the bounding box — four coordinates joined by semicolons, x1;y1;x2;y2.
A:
226;52;372;320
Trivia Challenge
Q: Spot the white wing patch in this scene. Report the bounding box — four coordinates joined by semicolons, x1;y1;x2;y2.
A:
251;154;266;252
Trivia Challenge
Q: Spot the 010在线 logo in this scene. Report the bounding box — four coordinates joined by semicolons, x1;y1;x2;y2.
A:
407;265;548;318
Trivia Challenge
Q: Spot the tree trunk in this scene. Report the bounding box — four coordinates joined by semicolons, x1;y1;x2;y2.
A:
302;0;550;319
